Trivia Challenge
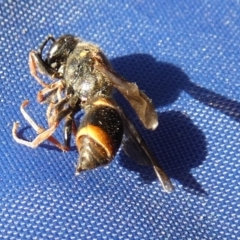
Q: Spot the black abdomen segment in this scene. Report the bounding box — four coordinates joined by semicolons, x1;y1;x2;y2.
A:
75;99;123;172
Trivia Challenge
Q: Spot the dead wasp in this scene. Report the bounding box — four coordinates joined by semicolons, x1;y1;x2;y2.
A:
12;35;174;192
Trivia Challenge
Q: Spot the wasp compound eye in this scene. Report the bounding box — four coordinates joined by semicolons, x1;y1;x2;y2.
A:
47;35;79;72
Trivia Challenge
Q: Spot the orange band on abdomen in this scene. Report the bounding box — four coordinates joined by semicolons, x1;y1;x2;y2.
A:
93;98;115;108
76;124;114;158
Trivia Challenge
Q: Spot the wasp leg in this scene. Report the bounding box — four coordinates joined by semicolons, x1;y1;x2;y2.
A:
12;100;71;151
72;120;77;136
56;81;63;101
29;37;57;87
46;102;55;125
37;80;64;103
64;114;73;148
47;97;69;126
29;35;56;87
64;112;78;148
29;51;53;87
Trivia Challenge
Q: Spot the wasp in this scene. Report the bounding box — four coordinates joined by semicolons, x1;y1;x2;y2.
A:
12;35;174;192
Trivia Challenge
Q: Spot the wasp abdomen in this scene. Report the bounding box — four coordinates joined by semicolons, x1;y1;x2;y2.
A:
76;133;111;171
76;99;124;172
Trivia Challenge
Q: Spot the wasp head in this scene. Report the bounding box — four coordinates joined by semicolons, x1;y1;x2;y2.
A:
47;35;80;77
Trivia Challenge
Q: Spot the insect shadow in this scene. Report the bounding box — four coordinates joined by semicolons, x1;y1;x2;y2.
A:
111;53;240;195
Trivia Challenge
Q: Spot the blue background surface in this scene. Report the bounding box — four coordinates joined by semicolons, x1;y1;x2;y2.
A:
0;0;239;239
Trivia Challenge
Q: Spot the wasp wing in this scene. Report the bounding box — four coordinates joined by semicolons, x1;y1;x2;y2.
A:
120;108;174;192
94;63;158;130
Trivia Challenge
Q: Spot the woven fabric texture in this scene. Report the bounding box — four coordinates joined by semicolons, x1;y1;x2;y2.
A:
0;1;239;239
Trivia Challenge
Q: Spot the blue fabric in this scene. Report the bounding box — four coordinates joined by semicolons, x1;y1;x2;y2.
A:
0;1;239;239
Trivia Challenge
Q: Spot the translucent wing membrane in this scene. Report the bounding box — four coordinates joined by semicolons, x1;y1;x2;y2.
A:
95;63;159;130
120;108;174;192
